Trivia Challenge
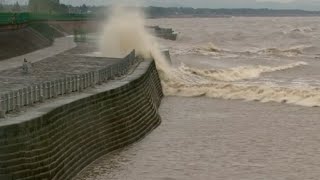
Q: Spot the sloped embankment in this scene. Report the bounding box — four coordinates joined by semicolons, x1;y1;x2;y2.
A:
0;23;64;61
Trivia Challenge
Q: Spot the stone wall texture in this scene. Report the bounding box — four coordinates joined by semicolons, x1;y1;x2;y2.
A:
0;60;163;180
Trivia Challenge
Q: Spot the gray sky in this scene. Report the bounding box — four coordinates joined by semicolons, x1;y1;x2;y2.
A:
3;0;320;10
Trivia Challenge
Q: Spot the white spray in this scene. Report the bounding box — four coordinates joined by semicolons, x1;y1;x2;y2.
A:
99;6;171;74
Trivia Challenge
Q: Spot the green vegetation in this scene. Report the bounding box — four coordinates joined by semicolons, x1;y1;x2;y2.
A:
0;2;28;12
0;12;95;25
0;12;29;25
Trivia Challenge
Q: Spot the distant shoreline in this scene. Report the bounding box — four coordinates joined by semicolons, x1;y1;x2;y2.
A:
145;7;320;18
148;15;320;19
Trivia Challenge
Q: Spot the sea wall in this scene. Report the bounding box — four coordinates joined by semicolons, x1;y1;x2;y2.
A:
0;60;163;180
146;26;178;40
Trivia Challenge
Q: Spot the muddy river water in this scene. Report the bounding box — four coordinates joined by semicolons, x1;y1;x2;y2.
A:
74;17;320;180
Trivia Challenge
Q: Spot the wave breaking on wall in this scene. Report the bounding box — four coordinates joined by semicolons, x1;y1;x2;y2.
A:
99;6;320;107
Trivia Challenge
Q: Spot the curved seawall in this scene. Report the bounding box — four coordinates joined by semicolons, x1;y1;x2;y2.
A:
0;60;163;180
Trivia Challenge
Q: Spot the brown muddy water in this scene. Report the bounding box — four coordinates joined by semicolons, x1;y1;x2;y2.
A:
74;17;320;179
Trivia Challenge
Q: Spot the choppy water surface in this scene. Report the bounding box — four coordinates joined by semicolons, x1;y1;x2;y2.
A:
74;17;320;179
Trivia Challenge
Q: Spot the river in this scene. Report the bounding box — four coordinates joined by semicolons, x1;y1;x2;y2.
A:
74;17;320;180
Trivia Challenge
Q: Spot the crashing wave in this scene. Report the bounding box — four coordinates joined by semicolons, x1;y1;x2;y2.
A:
179;61;307;81
163;80;320;107
186;43;311;57
290;27;314;33
246;45;313;57
157;56;320;107
158;59;319;107
99;6;320;107
192;42;223;55
256;47;302;56
161;64;319;107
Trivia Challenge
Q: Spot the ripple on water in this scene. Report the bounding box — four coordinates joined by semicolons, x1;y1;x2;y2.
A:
74;97;320;180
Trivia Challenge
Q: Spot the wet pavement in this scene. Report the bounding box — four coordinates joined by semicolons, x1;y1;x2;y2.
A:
0;36;76;72
0;43;119;94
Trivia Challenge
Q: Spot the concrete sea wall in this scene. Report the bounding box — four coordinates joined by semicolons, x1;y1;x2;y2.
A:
146;26;178;40
0;60;163;180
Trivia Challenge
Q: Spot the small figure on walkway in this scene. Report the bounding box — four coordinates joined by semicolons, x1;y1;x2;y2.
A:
22;58;32;74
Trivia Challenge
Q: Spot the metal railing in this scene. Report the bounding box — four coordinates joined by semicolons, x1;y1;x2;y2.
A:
0;50;137;118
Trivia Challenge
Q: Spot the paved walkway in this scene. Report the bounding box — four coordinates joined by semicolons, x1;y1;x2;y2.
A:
0;42;119;94
0;36;76;72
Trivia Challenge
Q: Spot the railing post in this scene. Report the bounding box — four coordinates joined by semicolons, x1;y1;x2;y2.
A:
46;82;51;98
56;80;60;96
32;86;36;104
42;83;47;100
37;84;41;102
59;79;63;95
77;75;81;92
28;87;33;105
74;76;77;92
95;71;100;85
23;88;28;106
21;88;27;107
107;67;112;80
53;81;57;98
110;65;115;80
70;77;74;92
115;64;118;77
79;75;82;92
102;69;106;82
34;85;38;103
84;74;88;89
15;91;20;112
18;89;23;106
0;95;5;118
72;76;75;92
97;70;102;85
63;78;67;95
8;91;13;112
90;72;95;87
66;77;71;94
60;79;64;95
40;83;44;103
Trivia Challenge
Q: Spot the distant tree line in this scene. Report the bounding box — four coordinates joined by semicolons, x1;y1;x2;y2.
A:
0;0;90;14
145;7;320;17
0;2;28;12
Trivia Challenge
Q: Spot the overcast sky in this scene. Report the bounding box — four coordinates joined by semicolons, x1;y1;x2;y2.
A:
3;0;320;10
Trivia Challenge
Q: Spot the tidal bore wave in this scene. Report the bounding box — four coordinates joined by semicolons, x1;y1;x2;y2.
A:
100;6;320;107
179;61;307;81
173;42;313;57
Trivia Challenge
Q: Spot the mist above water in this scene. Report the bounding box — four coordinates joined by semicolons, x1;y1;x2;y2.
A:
99;6;151;58
99;6;171;72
